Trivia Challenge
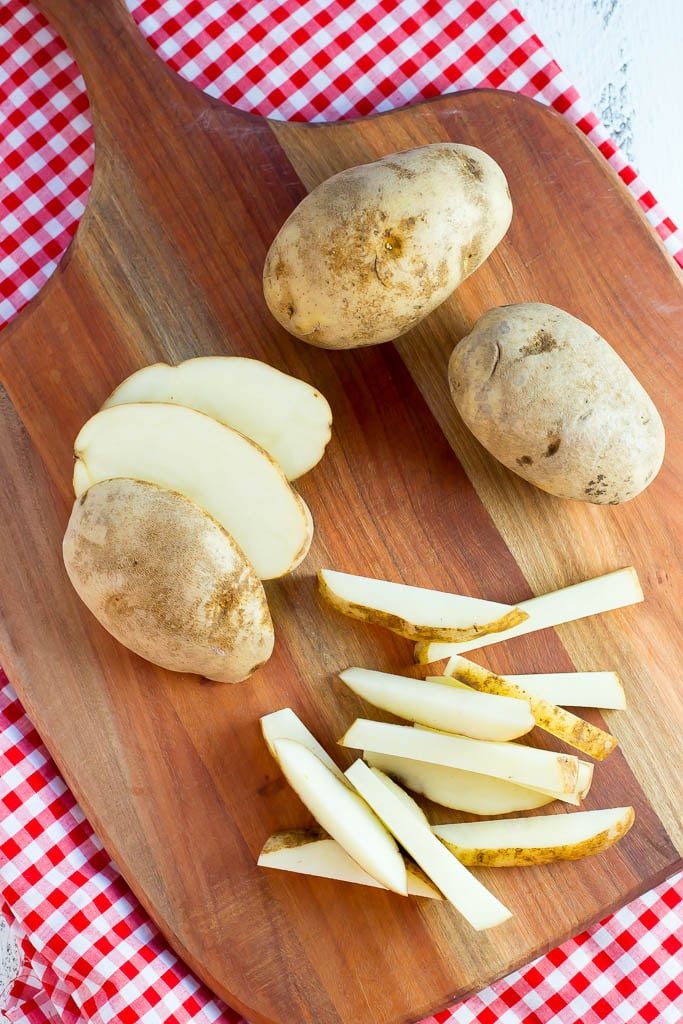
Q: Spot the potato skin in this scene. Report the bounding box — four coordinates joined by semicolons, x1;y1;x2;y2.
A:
63;479;274;682
449;303;665;504
263;143;512;349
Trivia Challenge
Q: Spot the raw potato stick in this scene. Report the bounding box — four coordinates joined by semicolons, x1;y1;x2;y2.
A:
433;807;635;866
318;569;527;642
261;708;347;783
415;566;643;663
445;657;617;760
340;719;579;795
346;761;511;929
431;671;625;710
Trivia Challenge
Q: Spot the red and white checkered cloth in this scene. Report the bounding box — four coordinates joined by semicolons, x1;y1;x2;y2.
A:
0;2;682;1022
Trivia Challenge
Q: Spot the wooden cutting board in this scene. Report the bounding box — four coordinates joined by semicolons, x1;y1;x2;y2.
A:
1;1;681;1022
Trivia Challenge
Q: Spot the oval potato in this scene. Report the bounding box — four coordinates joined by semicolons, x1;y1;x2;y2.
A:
63;478;274;683
264;143;512;349
449;303;665;504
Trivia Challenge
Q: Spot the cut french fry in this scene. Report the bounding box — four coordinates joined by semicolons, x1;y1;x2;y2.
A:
445;657;617;760
363;750;555;814
260;707;346;783
339;667;534;741
415;567;643;663
433;807;635;866
429;671;626;710
318;569;527;642
412;724;593;806
340;719;579;795
273;739;407;894
258;830;442;898
346;761;511;929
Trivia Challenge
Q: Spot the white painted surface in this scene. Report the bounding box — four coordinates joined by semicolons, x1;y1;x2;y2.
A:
520;0;683;225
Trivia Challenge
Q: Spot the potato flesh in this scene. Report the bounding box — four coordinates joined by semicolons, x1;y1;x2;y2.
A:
445;656;617;760
319;568;526;642
273;739;407;895
346;762;511;929
431;670;625;710
264;143;512;350
73;403;311;580
416;566;643;663
340;667;534;741
341;719;579;795
258;832;441;898
433;807;635;866
261;708;347;783
103;356;332;481
449;303;665;504
363;750;554;815
62;478;273;683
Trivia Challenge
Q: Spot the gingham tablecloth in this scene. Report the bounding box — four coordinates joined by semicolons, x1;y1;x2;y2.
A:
1;2;682;1022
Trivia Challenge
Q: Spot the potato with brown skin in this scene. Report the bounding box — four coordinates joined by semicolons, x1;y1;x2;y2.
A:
63;478;274;682
449;303;665;503
263;143;512;349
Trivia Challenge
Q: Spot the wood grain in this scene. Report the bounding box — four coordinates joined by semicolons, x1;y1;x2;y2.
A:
0;1;680;1022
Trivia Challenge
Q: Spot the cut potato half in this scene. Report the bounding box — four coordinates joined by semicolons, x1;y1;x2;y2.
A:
433;807;634;866
261;708;346;783
430;671;626;710
341;719;579;795
103;356;332;481
363;750;555;815
258;830;442;898
346;762;511;930
319;569;527;642
416;567;643;663
73;403;311;580
339;667;533;741
273;739;407;894
446;656;617;760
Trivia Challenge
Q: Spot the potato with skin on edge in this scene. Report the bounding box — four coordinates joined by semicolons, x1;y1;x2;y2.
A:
62;479;274;683
264;143;512;349
449;303;665;504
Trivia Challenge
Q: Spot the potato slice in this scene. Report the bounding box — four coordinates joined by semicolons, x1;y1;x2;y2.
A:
341;719;579;795
430;671;626;710
63;479;273;682
319;569;527;642
415;567;643;663
446;656;617;760
363;750;554;815
273;739;407;895
258;830;442;898
103;357;332;481
73;403;312;580
261;708;346;783
433;807;635;866
346;762;511;929
339;667;533;741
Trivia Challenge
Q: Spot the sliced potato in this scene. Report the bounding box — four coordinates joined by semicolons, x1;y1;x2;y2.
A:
340;719;579;795
273;739;407;895
103;356;332;481
363;750;555;815
446;656;617;760
319;569;527;642
73;403;312;580
433;807;635;866
261;708;346;783
62;479;273;682
258;830;442;898
346;761;511;930
340;667;533;741
430;671;626;710
416;566;643;663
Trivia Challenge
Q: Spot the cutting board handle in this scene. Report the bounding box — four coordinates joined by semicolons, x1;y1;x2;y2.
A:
33;0;181;138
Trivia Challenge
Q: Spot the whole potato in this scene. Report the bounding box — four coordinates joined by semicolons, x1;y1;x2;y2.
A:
449;303;665;504
63;478;274;682
263;143;512;349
